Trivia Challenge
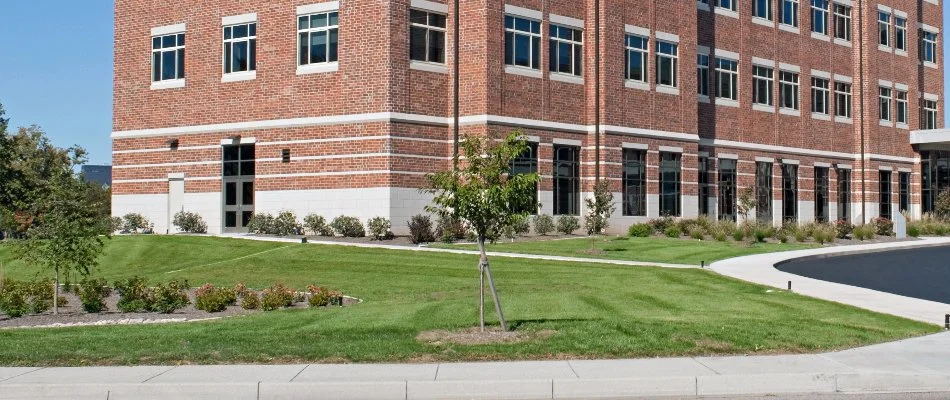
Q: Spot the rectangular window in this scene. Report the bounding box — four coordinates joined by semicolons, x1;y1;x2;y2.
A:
553;145;579;215
921;151;950;214
879;87;892;122
298;11;339;66
895;17;906;51
753;0;773;20
835;82;852;118
223;22;256;74
505;15;541;70
719;159;738;222
699;157;710;216
659;152;682;217
833;4;851;41
510;142;538;214
779;71;799;110
623;149;646;216
896;90;908;125
782;164;798;223
625;35;648;83
717;58;739;101
899;171;910;213
923;31;939;64
656;41;679;88
811;0;828;35
756;162;773;223
780;0;799;27
697;54;710;96
223;144;256;177
753;66;774;106
838;168;851;221
717;0;737;11
878;12;891;47
549;24;583;76
815;167;829;223
923;99;939;130
152;32;185;82
410;9;446;64
879;170;892;220
812;77;830;114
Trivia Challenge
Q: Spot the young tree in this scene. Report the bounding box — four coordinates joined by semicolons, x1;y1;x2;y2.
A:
585;180;615;236
737;186;756;223
424;132;540;331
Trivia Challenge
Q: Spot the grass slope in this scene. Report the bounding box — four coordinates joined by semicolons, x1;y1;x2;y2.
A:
0;236;936;366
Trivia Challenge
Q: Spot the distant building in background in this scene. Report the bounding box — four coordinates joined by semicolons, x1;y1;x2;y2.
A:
82;165;112;186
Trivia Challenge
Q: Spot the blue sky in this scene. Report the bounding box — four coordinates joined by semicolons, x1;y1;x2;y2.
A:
0;2;947;166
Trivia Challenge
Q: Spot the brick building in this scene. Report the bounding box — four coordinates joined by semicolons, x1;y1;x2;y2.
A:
112;0;945;235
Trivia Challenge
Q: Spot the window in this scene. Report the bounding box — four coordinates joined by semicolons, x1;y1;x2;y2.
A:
779;71;799;110
717;58;739;101
815;167;829;223
753;66;774;106
223;22;256;75
879;170;892;220
656;41;678;88
505;15;541;70
879;87;892;122
410;10;446;63
699;157;710;216
921;151;950;214
553;145;579;215
298;11;339;66
717;0;737;11
833;4;851;41
923;100;939;130
223;144;256;177
923;31;939;64
899;171;910;213
510;142;538;214
549;25;582;76
812;77;830;114
625;35;648;83
837;169;851;221
697;54;710;96
780;0;799;27
622;149;646;216
719;159;738;222
878;12;890;47
753;0;773;20
894;17;906;51
896;90;908;125
835;82;852;118
756;162;773;223
782;164;798;223
811;0;828;35
659;152;682;217
152;32;185;82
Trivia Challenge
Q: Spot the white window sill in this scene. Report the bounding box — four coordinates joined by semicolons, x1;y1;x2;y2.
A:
810;32;830;41
697;2;711;12
656;85;680;96
222;71;256;83
297;62;339;75
150;79;185;90
897;123;909;130
895;49;908;57
753;103;775;113
811;112;832;121
714;7;739;19
833;38;852;48
878;44;893;53
625;80;650;91
834;116;853;124
879;120;894;127
779;108;801;116
751;17;774;28
924;61;938;69
505;65;542;79
716;98;739;108
925;0;938;4
410;60;448;74
778;24;800;34
550;72;584;85
698;94;711;103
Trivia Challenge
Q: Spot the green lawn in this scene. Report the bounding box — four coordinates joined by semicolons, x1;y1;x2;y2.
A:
435;236;818;265
0;236;936;366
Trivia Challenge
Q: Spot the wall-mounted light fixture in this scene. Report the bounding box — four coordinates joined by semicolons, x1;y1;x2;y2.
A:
281;149;291;163
166;139;180;150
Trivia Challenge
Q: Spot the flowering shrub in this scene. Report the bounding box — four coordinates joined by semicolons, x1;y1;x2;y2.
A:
260;283;295;311
872;217;894;236
195;283;237;313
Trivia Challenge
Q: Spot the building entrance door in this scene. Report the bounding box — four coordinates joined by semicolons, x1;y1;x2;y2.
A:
222;143;256;233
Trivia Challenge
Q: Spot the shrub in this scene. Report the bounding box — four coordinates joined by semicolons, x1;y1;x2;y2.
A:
436;215;468;242
731;228;745;242
331;216;366;238
908;224;921;238
649;216;676;234
873;217;894;236
936;189;950;221
664;226;682;238
510;215;531;236
775;229;789;243
78;278;111;313
717;220;739;237
813;224;836;245
152;280;190;314
260;283;295;311
172;211;208;234
0;279;29;318
303;214;334;236
688;226;706;240
407;214;437;244
195;284;237;313
367;217;393;240
835;219;854;239
556;216;580;235
114;277;154;313
241;291;261;310
533;215;555;236
711;227;728;242
122;213;151;234
273;211;300;236
628;223;652;238
676;218;699;234
234;282;251;298
792;224;809;243
307;284;330;308
247;213;275;235
752;226;770;243
853;224;876;241
109;216;124;233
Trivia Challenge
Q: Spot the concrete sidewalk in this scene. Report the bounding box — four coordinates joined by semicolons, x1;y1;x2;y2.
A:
4;332;950;399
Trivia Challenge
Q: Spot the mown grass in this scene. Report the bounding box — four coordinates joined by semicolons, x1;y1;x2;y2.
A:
0;236;936;366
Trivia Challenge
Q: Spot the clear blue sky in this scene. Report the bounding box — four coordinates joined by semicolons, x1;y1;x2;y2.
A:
0;2;948;166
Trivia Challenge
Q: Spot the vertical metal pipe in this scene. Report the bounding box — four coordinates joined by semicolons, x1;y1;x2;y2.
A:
593;0;601;182
453;0;461;171
858;0;867;224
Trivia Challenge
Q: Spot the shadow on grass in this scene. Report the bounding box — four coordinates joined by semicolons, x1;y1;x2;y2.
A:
508;317;600;331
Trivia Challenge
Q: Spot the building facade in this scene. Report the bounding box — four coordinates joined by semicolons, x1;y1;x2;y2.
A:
113;0;944;234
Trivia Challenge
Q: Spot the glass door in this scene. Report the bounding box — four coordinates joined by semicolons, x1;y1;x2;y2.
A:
222;144;255;233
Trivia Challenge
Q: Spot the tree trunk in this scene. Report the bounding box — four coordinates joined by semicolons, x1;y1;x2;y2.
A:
53;263;59;315
478;236;508;331
477;238;486;331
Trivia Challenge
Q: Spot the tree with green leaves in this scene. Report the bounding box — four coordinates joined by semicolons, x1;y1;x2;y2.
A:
585;180;615;236
424;132;540;331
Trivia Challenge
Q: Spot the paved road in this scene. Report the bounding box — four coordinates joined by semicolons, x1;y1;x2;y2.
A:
777;245;950;304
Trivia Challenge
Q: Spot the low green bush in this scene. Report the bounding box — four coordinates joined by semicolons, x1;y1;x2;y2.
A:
407;214;437;244
731;228;745;242
172;211;208;234
152;280;190;314
367;217;393;240
752;226;770;243
260;283;295;311
688;226;706;240
122;213;152;234
533;215;555;236
627;223;652;238
273;211;300;236
307;284;330;307
853;224;876;241
664;226;682;238
241;291;261;310
907;224;921;238
835;219;854;239
510;215;531;236
303;214;334;236
649;216;676;234
873;217;894;236
435;215;468;243
556;216;581;235
114;277;154;313
331;216;366;238
78;278;111;313
0;279;29;318
194;284;237;313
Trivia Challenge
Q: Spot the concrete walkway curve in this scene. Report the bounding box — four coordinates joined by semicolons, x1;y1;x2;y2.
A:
709;237;950;326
